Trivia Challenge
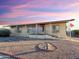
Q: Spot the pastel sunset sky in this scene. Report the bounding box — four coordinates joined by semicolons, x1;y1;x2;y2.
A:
0;0;79;25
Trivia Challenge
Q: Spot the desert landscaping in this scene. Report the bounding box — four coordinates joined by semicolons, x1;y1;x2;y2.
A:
0;37;79;59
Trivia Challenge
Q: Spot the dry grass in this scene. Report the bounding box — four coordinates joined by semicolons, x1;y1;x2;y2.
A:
0;40;79;59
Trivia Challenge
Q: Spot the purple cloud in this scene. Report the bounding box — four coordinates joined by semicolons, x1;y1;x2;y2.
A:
0;0;79;24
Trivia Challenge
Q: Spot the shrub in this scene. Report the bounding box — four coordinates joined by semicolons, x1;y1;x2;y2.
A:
72;30;79;36
0;28;11;37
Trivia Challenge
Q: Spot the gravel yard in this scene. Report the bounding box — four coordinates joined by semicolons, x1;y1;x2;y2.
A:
0;37;79;59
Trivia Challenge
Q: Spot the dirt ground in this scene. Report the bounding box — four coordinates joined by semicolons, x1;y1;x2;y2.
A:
0;39;79;59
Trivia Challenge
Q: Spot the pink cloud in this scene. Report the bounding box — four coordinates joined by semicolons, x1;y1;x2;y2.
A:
62;2;79;10
0;9;79;19
0;21;10;25
12;0;64;9
6;12;79;25
0;10;44;18
12;0;79;10
0;0;79;19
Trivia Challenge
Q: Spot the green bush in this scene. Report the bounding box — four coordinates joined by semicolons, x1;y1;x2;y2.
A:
0;28;11;37
72;30;79;36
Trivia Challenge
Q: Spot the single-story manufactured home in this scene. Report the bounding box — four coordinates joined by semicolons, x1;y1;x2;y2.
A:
8;19;74;39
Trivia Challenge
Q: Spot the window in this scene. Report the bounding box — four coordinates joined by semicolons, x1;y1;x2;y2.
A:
27;25;36;34
52;25;60;33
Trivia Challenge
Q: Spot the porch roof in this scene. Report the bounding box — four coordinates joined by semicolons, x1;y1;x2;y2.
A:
8;19;74;26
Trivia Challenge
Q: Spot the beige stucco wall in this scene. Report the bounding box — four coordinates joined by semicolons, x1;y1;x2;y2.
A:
45;22;67;38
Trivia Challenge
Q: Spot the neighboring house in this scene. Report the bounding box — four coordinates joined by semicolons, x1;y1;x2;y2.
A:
8;19;74;38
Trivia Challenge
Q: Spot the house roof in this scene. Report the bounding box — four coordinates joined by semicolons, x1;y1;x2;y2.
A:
9;19;74;26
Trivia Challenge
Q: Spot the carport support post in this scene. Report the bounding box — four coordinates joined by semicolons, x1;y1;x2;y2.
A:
16;25;19;33
36;24;38;34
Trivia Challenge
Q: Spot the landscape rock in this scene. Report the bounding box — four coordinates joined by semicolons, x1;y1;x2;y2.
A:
35;42;57;51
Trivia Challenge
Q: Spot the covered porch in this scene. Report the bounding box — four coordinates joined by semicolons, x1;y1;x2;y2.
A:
14;23;58;39
26;23;59;39
27;24;46;35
